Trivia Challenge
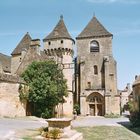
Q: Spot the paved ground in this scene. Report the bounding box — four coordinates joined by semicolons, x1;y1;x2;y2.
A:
0;116;130;140
0;117;47;140
72;116;130;127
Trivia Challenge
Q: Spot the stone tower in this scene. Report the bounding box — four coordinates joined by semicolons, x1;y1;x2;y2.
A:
11;32;32;74
43;16;75;117
76;16;120;116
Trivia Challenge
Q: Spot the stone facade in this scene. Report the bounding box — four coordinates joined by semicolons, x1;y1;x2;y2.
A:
0;16;121;117
132;75;140;111
120;83;132;111
0;74;25;117
75;16;120;116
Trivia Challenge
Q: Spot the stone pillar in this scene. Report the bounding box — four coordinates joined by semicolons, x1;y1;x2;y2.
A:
80;94;86;116
86;102;90;115
105;95;111;114
95;98;98;116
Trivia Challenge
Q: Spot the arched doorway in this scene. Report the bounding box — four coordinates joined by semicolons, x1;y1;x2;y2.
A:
87;92;105;116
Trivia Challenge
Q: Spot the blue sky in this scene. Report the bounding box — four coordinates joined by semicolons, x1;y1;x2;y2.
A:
0;0;140;89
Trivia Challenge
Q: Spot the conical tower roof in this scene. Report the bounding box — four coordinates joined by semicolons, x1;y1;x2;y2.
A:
76;16;112;39
43;16;74;42
11;32;32;55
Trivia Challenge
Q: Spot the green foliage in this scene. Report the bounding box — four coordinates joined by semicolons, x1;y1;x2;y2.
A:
39;128;61;139
104;113;120;118
127;101;136;112
19;84;29;102
49;128;61;139
21;60;68;118
129;111;140;127
74;104;80;115
38;126;48;134
128;101;140;127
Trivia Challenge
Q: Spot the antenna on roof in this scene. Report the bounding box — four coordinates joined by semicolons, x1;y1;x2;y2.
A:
60;15;63;20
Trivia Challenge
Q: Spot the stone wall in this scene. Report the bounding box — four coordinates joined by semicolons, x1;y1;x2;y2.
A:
0;81;26;117
77;36;120;115
0;73;25;117
44;38;74;117
133;75;140;111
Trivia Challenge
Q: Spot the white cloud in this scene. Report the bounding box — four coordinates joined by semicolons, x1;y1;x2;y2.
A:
87;0;140;4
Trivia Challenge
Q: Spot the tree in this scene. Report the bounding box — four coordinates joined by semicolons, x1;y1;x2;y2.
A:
21;60;67;118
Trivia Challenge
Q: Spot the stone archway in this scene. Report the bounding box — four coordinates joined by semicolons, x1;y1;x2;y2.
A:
87;92;105;116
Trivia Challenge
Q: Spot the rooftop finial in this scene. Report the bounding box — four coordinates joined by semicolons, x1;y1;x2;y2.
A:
93;12;96;17
60;15;63;20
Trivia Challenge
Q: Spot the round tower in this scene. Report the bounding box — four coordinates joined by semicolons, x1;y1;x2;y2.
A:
43;16;75;117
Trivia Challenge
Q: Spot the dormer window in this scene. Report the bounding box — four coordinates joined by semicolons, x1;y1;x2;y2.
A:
90;40;99;52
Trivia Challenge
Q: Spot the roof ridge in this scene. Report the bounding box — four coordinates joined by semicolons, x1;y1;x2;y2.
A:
76;16;112;39
11;32;32;55
43;16;74;42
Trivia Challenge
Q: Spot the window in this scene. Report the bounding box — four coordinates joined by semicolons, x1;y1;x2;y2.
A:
90;40;99;52
94;65;98;75
48;41;51;45
87;82;91;89
61;40;63;44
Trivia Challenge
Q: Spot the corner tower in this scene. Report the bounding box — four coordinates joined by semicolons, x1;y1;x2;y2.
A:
76;16;120;116
11;32;32;74
43;16;74;117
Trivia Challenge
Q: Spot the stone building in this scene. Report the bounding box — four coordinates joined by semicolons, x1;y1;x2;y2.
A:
0;16;121;117
75;16;120;116
43;16;74;116
0;16;74;117
119;83;132;112
132;75;140;112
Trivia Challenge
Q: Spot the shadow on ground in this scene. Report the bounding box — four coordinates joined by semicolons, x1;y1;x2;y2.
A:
118;118;140;136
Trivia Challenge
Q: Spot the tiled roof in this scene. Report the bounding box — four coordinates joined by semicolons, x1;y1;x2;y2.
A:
0;53;11;72
43;16;74;42
76;16;112;39
11;32;32;55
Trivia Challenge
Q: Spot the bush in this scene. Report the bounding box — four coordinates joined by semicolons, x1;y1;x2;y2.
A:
129;111;140;127
74;104;80;115
38;127;48;134
128;101;140;127
104;113;120;118
49;128;61;139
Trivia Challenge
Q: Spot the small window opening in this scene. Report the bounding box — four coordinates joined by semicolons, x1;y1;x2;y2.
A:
90;40;99;52
48;41;51;45
87;82;91;89
94;65;98;75
61;40;63;44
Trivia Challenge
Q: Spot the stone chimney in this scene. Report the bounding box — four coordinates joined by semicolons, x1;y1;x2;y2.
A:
30;39;41;55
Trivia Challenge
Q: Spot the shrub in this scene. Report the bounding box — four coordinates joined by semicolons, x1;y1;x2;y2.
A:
128;101;140;127
104;113;120;118
49;128;61;139
129;111;140;127
74;104;80;115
